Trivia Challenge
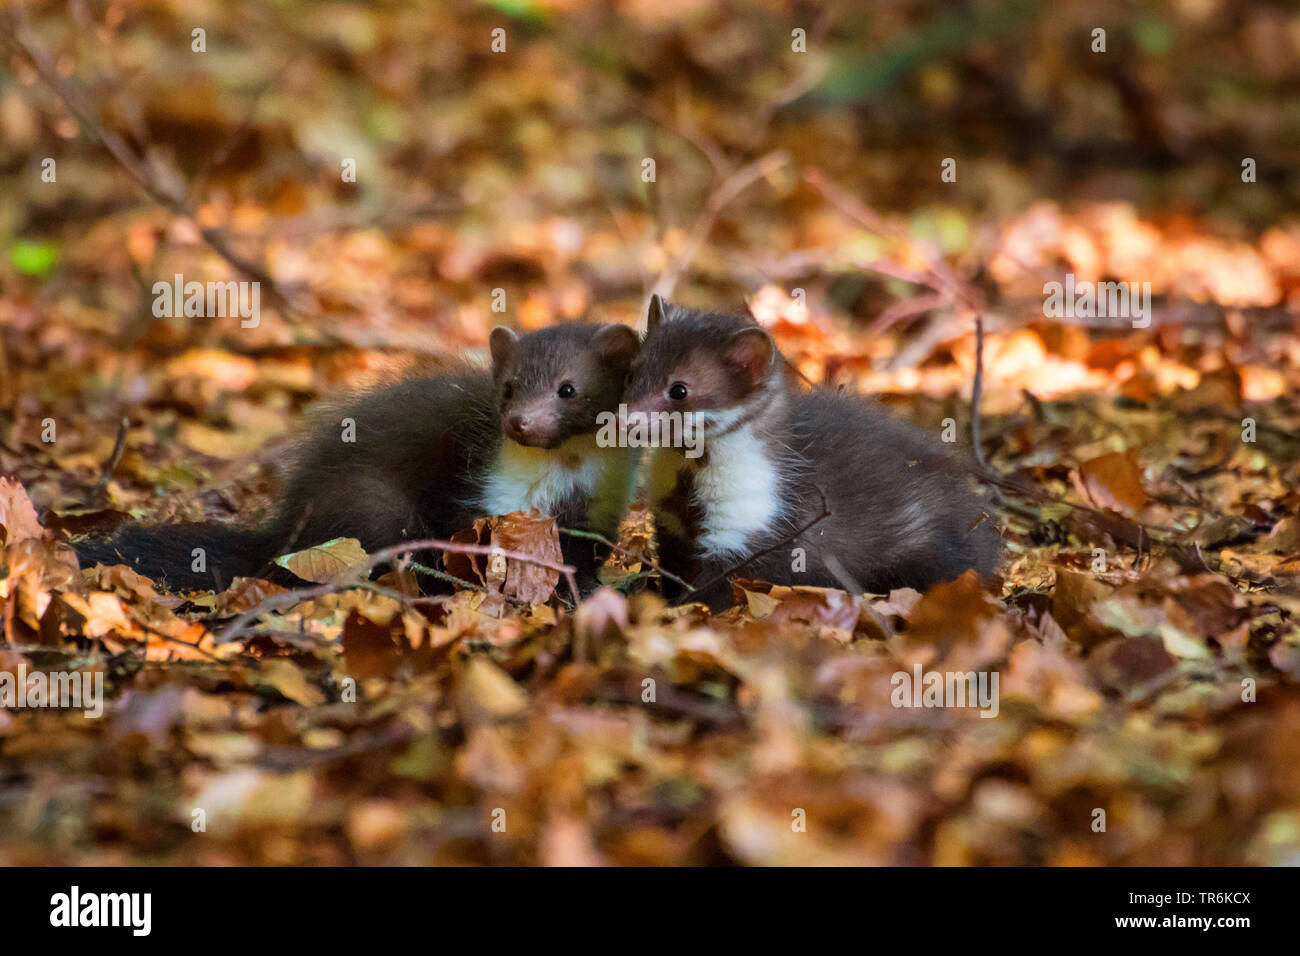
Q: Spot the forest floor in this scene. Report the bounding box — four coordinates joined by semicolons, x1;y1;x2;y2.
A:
2;1;1300;864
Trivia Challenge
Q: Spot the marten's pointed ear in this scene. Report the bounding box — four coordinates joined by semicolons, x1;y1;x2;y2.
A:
647;294;670;335
489;327;518;373
723;327;775;391
594;324;640;369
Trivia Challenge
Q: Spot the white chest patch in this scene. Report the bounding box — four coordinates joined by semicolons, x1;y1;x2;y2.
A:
689;425;783;558
479;436;637;536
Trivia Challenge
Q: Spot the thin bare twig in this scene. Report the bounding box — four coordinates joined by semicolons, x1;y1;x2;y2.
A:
216;580;348;644
649;150;790;305
93;417;129;494
214;576;451;647
806;168;1003;484
868;292;947;336
365;538;581;607
971;313;988;472
559;527;696;594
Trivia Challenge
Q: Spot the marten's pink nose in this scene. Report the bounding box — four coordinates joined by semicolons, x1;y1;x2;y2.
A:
507;414;530;436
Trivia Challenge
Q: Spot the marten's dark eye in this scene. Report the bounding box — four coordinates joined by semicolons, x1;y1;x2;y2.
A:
668;382;689;401
503;383;514;400
557;382;576;399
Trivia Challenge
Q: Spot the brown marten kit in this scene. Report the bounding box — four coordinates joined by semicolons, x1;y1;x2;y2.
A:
75;323;641;592
624;297;1000;609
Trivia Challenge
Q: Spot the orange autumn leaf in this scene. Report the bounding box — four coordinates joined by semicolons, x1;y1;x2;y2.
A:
1075;451;1148;514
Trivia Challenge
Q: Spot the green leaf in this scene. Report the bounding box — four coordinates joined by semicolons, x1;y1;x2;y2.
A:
1133;18;1173;56
480;0;550;23
10;239;61;277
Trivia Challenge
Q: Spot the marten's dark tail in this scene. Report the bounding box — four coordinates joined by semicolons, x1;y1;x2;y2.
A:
73;522;283;592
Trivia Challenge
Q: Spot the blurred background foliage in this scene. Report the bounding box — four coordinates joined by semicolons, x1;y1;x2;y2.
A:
2;0;1297;344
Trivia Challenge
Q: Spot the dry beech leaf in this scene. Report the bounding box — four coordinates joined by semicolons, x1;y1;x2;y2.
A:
275;537;368;582
573;587;629;650
213;576;291;614
490;511;563;604
444;511;563;606
256;659;326;706
1075;450;1148;514
0;478;46;548
459;657;528;723
341;606;403;680
444;517;492;586
736;580;860;634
